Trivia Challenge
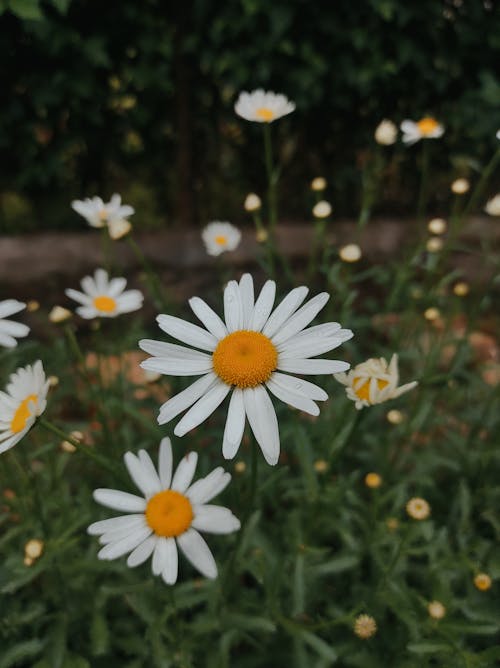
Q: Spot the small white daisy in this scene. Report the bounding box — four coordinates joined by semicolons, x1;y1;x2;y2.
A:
88;437;240;584
484;193;500;217
335;354;417;409
202;222;242;257
235;89;295;123
0;300;30;348
400;117;444;145
71;194;134;235
139;274;353;465
65;269;143;319
374;119;398;146
0;361;49;454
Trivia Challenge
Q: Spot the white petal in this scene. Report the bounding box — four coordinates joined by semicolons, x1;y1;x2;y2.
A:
238;274;254;328
279;328;353;359
97;526;152;560
177;529;218;579
87;514;145;535
158;373;218;425
0;320;30;338
107;277;127;297
262;287;309;339
158;437;173;488
161;538;178;584
93;489;147;512
152;536;170;575
124;452;161;498
137;449;163;494
270;372;328;401
157;315;218;351
186;468;231;504
141;358;213;376
271;293;330;346
222;389;246;460
278;359;350;375
224;280;243;333
250;280;276;331
174;381;230;437
189;297;228;339
243;386;280;465
139;339;208;360
0;300;26;319
171;451;198;493
99;517;147;544
192;505;241;534
266;377;319;416
65;288;92;306
127;535;157;567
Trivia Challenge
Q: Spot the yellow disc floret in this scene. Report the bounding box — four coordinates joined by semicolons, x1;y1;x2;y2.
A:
213;330;278;389
215;235;228;246
11;394;38;433
93;295;117;313
417;117;439;136
353;377;388;403
145;489;193;537
255;107;275;122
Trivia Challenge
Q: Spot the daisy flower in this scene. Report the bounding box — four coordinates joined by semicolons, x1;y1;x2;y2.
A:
0;300;30;348
484;193;500;217
400;117;444;145
335;354;417;409
202;222;242;257
235;89;295;123
88;437;240;584
65;268;143;319
139;274;353;465
0;361;49;455
71;194;134;238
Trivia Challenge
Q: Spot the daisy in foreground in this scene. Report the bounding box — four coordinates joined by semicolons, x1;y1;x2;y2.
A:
66;268;143;319
335;354;417;409
71;194;134;239
0;361;49;454
88;437;240;584
0;300;30;348
400;117;444;145
139;274;353;465
235;89;295;123
202;221;241;257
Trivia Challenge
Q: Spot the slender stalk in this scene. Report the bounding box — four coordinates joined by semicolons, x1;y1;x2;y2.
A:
416;140;431;222
127;235;168;311
263;123;277;232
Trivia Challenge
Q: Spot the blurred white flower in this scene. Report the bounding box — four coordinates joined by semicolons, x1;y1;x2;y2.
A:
0;300;29;348
108;218;132;240
235;89;295;123
71;194;134;235
311;177;327;191
400;118;444;145
484;193;500;216
451;178;469;194
427;218;447;235
339;244;362;262
244;193;262;212
312;201;332;218
202;222;241;256
65;268;143;319
426;237;444;253
49;306;72;323
375;119;397;145
335;354;417;410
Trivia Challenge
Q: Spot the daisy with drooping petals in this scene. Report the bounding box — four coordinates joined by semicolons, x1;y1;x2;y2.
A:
71;194;134;238
235;89;295;123
88;437;240;584
65;269;143;319
335;354;417;410
0;361;49;454
139;274;353;465
202;222;242;257
400;117;444;145
0;300;30;348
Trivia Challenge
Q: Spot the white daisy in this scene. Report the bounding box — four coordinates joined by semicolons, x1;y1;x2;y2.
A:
235;89;295;123
0;361;49;455
88;437;240;584
202;222;242;257
65;268;143;319
484;193;500;217
335;354;417;410
71;194;134;235
0;300;30;348
139;274;353;465
400;117;444;145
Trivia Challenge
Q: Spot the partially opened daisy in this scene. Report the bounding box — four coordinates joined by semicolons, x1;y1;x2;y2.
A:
0;300;30;348
202;222;242;257
0;361;49;454
139;274;353;465
335;354;417;409
235;89;295;123
400;117;444;145
71;194;134;239
88;437;240;584
66;269;143;319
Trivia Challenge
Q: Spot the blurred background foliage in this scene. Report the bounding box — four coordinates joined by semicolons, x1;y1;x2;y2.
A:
1;0;500;233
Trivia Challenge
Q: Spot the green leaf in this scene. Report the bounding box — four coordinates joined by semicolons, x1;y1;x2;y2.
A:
0;639;44;668
310;555;359;577
7;0;43;19
301;630;338;663
90;609;109;656
407;642;452;654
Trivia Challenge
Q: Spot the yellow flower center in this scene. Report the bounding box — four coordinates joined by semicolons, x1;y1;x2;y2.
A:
353;377;388;402
215;235;228;246
98;210;108;222
145;489;193;537
417;117;439;136
212;330;278;389
11;394;38;433
93;295;117;313
255;107;275;122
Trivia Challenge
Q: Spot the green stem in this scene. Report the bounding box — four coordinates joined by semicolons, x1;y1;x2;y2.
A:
263;123;277;232
462;146;500;221
127;235;168;311
416;140;431;222
64;324;86;368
